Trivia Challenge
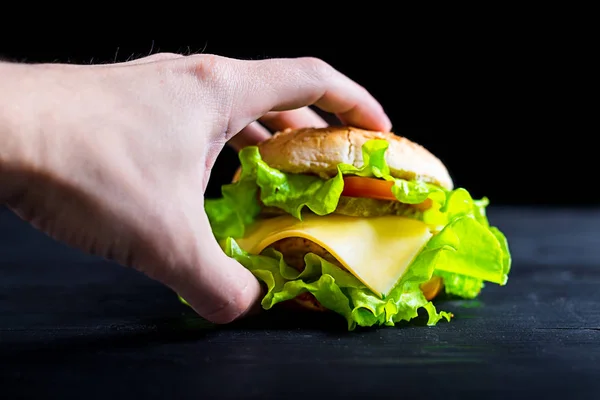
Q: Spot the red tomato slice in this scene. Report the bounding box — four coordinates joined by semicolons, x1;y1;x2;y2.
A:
341;176;432;210
341;176;397;201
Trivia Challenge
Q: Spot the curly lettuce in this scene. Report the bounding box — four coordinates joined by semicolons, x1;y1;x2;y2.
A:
205;140;445;241
221;238;452;331
196;139;511;330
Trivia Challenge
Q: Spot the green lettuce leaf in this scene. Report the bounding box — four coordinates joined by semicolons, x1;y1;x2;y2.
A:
221;237;452;331
434;270;485;299
205;147;343;240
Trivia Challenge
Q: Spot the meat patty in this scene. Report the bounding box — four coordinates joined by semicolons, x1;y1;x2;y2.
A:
267;237;345;272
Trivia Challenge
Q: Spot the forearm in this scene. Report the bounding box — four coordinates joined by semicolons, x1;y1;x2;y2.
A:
0;62;40;204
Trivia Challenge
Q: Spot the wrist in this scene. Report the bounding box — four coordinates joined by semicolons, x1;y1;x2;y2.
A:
0;62;41;204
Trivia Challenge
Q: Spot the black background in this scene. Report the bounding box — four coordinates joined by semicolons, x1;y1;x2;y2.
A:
0;39;594;206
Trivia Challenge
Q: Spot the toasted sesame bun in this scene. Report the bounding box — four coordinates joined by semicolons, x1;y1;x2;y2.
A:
232;126;453;190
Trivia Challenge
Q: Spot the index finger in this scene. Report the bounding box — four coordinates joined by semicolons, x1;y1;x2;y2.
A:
229;57;392;135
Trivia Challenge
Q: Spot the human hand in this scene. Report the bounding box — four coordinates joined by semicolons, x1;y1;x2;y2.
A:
1;53;391;324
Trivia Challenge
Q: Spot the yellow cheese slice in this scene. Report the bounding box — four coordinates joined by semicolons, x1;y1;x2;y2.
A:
236;214;433;298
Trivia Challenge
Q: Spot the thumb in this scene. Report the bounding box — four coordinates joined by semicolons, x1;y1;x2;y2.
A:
165;211;263;325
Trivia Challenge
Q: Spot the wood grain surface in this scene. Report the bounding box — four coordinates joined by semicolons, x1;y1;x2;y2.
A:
1;206;598;399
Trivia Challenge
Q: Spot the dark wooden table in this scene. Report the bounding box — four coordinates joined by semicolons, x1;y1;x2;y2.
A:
1;205;599;399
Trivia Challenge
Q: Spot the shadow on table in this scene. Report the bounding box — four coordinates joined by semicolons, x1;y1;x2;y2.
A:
0;302;445;363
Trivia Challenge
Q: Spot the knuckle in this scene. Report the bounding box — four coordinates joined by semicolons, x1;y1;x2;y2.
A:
155;51;181;59
189;54;227;82
147;52;183;62
297;56;336;79
187;54;236;133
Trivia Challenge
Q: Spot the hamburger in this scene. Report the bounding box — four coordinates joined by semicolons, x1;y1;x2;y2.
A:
194;126;511;330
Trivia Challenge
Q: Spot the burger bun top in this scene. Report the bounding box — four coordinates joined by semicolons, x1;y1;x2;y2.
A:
238;126;453;190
